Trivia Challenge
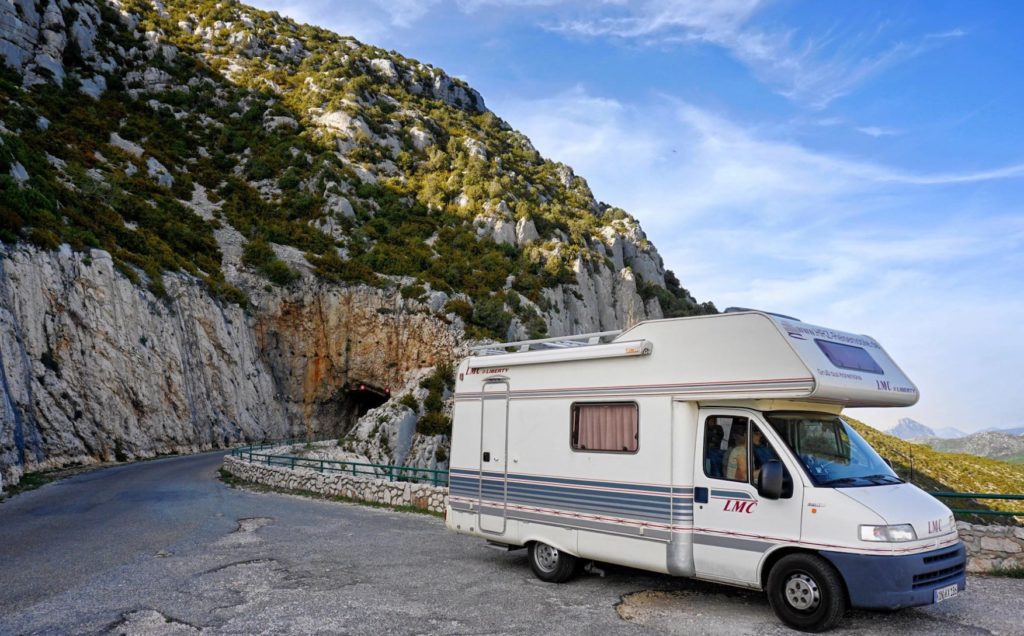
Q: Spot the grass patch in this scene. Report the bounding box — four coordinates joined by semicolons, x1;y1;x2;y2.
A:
0;471;58;502
0;460;125;503
217;467;443;518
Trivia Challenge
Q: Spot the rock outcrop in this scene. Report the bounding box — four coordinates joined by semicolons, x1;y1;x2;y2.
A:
0;244;461;491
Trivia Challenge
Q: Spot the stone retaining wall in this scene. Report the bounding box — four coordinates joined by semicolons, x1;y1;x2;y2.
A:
222;455;448;514
957;521;1024;572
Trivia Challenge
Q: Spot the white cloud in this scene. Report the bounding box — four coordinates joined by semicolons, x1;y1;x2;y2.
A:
550;1;964;108
856;126;901;137
251;0;440;43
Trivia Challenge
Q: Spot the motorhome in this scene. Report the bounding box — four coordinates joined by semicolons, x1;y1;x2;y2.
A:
445;310;965;632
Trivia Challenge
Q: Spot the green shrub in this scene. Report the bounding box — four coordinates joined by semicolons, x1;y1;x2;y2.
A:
416;363;454;436
417;410;451;437
443;298;473;321
400;284;426;301
263;259;299;285
470;295;512;339
242;238;298;285
399;393;419;411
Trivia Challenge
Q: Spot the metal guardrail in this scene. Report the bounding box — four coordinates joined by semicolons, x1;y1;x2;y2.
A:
230;445;449;487
927;491;1024;517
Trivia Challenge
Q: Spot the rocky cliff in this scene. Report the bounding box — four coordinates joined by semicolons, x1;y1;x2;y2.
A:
0;243;465;490
0;0;714;491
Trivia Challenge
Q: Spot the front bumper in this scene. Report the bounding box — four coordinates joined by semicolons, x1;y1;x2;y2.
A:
821;542;966;610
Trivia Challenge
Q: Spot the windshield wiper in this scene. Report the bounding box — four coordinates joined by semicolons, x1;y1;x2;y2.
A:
820;474;903;487
861;474;904;485
818;477;866;486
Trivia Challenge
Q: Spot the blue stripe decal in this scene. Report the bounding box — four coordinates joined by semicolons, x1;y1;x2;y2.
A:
710;489;753;499
448;469;697;525
451;478;683;508
450;477;693;504
460;485;674;516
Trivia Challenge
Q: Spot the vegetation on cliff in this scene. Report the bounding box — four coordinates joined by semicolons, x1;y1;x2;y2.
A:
0;0;714;341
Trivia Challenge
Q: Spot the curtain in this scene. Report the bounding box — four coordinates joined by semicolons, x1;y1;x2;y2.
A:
575;403;638;452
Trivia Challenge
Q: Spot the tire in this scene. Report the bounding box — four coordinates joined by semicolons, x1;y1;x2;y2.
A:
528;541;578;583
766;553;847;632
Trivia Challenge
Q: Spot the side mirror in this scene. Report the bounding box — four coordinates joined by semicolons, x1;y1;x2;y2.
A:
883;457;894;468
758;460;784;500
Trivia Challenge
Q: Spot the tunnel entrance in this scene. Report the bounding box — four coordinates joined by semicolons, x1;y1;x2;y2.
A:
346;382;389;418
309;381;391;440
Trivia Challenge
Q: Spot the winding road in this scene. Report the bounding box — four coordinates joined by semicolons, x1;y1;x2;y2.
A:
1;452;1021;635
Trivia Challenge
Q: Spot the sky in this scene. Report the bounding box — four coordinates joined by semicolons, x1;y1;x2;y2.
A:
248;0;1024;433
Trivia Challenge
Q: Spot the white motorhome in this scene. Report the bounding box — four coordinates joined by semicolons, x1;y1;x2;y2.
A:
445;310;965;632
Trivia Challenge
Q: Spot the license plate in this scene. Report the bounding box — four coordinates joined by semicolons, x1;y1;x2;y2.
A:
934;583;959;603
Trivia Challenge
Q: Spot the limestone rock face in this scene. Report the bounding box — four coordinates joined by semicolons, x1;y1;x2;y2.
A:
540;257;661;337
0;244;462;490
515;217;539;246
0;0;104;87
0;245;288;490
248;283;462;436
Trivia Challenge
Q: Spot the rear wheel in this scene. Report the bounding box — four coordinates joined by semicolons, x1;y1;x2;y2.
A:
528;541;578;583
766;553;846;632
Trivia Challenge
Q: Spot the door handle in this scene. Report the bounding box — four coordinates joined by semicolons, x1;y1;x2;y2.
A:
695;487;709;504
482;452;491;462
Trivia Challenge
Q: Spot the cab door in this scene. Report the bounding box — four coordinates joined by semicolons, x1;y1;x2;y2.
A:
692;408;803;586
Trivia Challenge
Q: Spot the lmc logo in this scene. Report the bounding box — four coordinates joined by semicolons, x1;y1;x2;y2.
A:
723;499;758;514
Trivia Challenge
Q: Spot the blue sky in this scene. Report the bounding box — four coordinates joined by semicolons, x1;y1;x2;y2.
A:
249;0;1024;433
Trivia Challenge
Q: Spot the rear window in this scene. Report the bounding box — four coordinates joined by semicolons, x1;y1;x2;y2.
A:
815;339;884;374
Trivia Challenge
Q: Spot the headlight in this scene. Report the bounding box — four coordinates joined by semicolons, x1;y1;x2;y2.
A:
859;524;918;542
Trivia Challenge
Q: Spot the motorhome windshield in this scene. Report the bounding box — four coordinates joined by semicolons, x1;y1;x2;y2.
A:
765;412;901;488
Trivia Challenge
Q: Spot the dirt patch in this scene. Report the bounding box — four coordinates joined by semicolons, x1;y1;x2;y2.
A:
615;587;781;636
235;517;274;533
106;609;201;635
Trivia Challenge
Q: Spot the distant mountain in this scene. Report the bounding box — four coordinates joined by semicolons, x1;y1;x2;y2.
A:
979;426;1024;436
925;432;1024;462
933;427;968;439
887;418;935;440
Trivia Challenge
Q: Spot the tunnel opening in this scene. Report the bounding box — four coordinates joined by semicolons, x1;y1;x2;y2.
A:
305;381;392;441
346;382;390;418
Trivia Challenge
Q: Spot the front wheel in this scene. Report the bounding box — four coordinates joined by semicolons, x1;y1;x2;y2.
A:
766;553;846;632
528;541;578;583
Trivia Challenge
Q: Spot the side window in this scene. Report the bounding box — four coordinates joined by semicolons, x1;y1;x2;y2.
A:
750;424;781;484
571;403;638;453
750;424;793;498
704;416;749;482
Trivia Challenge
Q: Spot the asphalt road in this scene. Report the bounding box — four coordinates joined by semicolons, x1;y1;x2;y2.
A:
1;452;1021;635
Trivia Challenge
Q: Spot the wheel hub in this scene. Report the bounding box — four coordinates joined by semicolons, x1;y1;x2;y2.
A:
535;544;560;572
784;573;821;611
